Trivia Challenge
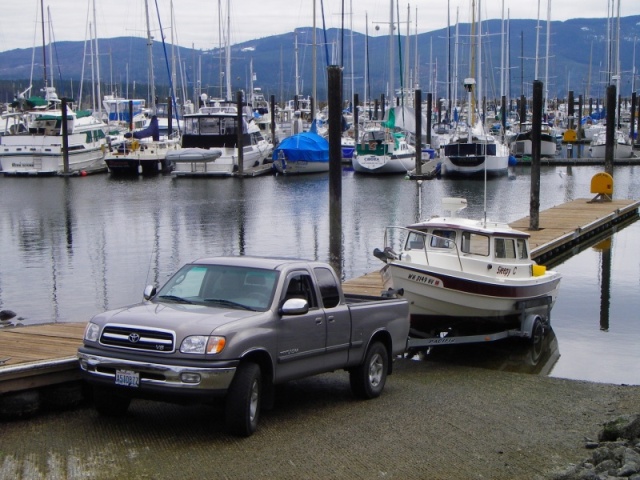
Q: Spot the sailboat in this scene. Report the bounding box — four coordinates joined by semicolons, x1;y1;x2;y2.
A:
353;108;417;174
441;2;509;178
103;0;180;175
351;0;417;175
0;3;108;176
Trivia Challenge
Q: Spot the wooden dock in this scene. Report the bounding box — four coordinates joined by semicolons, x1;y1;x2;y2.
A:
1;197;638;404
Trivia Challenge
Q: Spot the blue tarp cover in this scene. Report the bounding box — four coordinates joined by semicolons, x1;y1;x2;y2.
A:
272;132;329;162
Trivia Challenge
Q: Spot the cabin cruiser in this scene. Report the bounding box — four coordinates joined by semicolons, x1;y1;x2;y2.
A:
374;198;561;338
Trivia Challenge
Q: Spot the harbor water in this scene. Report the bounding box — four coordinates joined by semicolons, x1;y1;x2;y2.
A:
1;163;639;385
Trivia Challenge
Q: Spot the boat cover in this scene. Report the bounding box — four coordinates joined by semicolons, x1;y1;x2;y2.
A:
272;132;329;162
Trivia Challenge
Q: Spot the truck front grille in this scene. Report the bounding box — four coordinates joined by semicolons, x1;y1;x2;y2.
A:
100;324;175;353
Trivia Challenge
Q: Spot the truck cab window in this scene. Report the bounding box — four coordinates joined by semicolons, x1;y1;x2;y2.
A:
284;273;317;308
313;267;341;308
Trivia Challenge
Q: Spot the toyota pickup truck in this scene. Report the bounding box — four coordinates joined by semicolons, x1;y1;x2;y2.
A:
78;256;409;436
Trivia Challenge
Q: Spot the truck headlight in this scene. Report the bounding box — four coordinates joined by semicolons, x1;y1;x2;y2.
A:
84;322;100;342
180;336;226;354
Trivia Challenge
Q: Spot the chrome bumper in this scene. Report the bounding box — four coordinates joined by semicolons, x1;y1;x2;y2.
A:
77;352;236;391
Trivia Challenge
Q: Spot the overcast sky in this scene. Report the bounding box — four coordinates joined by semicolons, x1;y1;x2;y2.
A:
1;0;639;54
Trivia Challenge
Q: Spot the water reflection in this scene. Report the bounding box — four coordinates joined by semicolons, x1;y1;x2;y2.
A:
415;329;560;376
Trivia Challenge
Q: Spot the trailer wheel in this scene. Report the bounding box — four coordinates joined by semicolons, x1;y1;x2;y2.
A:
93;386;131;417
225;362;261;437
350;341;388;400
529;317;545;363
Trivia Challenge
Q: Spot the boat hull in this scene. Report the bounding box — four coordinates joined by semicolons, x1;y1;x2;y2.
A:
351;152;416;174
0;141;106;176
105;140;180;175
273;158;329;174
382;262;561;335
170;146;268;177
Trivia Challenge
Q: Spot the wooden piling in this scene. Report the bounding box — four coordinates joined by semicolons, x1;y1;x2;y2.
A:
328;65;343;279
529;80;542;231
61;98;69;174
605;85;616;175
236;91;244;175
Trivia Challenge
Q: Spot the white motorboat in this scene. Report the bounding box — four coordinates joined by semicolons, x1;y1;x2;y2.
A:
588;129;633;159
171;103;273;177
0;87;107;176
374;198;562;338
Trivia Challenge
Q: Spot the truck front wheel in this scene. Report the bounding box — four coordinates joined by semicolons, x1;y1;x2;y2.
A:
350;341;388;400
225;362;261;437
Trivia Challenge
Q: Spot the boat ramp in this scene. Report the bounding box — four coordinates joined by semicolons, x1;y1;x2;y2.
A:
1;197;638;415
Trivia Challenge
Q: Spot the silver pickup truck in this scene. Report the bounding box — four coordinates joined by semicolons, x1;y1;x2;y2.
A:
78;256;409;436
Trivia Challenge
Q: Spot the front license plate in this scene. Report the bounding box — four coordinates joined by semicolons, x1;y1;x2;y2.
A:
115;369;139;387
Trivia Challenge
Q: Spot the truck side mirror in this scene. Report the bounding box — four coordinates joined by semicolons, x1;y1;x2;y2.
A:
143;285;157;301
280;298;309;315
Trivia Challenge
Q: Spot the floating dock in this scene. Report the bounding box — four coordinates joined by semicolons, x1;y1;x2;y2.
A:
1;197;638;411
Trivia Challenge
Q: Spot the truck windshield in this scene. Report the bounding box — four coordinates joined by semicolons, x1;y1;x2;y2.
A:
155;264;279;311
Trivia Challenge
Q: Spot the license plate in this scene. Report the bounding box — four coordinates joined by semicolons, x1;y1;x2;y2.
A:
115;369;139;387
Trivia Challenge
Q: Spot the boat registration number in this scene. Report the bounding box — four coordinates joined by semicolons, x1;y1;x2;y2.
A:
115;369;139;388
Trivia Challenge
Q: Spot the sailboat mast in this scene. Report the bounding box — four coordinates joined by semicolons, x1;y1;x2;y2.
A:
389;0;394;106
40;0;47;88
144;0;156;113
312;0;317;109
476;0;482;126
93;0;102;115
535;0;540;80
225;0;231;101
544;0;551;115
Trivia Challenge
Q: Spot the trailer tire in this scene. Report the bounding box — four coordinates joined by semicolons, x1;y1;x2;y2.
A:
93;386;131;417
350;341;388;400
225;362;261;437
530;317;544;363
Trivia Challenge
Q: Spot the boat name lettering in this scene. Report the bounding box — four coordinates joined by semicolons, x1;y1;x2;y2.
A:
408;273;441;287
496;266;511;276
11;162;35;167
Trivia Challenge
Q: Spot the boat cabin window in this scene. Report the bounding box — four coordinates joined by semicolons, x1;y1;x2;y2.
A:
494;238;516;259
406;232;425;250
517;238;528;259
430;229;456;249
461;231;489;256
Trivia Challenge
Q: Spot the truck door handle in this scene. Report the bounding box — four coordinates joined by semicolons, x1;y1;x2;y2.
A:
327;316;335;323
315;317;323;325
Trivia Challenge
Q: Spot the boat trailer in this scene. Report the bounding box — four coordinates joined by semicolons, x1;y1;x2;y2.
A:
406;296;553;350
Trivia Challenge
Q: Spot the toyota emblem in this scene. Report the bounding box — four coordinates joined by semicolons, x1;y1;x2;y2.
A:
128;333;140;343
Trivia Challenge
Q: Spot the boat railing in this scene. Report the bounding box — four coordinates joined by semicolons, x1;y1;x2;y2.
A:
384;226;464;272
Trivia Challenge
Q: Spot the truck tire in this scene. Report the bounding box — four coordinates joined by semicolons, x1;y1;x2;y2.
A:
225;362;261;437
93;386;131;417
350;341;388;400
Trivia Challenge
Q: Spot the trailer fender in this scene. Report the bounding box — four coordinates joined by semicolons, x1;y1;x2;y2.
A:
522;314;545;343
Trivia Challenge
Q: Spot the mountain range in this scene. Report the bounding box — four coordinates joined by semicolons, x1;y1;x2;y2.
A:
0;15;639;107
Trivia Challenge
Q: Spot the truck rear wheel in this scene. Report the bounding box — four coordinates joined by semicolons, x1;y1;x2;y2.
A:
350;341;388;400
93;386;131;417
225;362;261;437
